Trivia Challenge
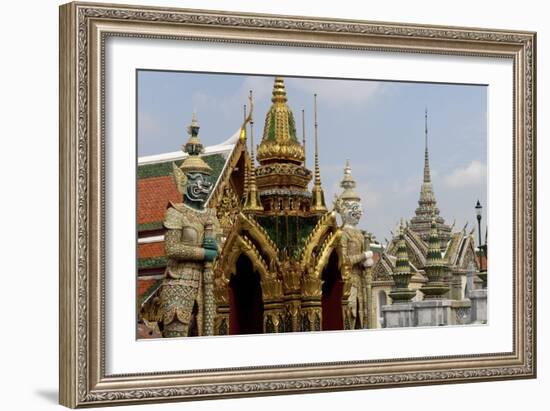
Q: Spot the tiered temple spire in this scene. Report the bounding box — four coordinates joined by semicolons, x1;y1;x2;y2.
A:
256;77;305;164
310;93;327;212
409;108;451;244
389;220;416;302
420;217;450;299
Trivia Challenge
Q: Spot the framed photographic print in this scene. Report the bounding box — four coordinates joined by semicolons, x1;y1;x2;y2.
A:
59;1;536;408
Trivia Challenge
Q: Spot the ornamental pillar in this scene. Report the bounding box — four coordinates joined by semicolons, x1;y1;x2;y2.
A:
301;276;323;331
262;277;284;333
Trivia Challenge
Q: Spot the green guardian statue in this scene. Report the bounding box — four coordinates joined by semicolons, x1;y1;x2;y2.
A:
160;114;221;337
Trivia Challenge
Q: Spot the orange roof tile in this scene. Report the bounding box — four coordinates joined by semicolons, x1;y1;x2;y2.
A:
137;278;160;301
138;242;165;259
138;176;180;225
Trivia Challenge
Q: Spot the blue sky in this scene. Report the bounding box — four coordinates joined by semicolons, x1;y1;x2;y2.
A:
137;71;487;244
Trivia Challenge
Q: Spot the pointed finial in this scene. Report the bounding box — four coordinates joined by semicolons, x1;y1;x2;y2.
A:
271;77;288;103
423;107;431;183
243;89;263;213
425;107;428;139
314;94;321;185
187;111;199;136
311;93;327;212
183;112;203;156
249;90;255;163
302;109;306;168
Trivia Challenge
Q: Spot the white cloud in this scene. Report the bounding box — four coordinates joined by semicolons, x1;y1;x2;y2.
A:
138;110;162;140
286;77;383;107
444;160;486;188
241;76;273;101
191;76;273;121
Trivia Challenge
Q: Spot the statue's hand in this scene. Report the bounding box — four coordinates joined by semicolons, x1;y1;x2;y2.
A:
363;250;374;268
204;247;218;262
203;236;218;250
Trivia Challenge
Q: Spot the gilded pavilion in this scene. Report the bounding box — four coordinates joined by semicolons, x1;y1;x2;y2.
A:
139;77;355;336
137;78;486;337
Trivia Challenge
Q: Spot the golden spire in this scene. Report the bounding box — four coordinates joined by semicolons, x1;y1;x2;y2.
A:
302;108;306;168
256;77;305;164
311;93;327;212
242;104;249;198
243;90;264;212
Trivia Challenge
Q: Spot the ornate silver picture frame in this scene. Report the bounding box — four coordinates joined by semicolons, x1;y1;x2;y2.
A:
59;1;536;407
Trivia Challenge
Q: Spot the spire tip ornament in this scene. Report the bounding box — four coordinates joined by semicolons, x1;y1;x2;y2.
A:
243;89;264;212
311;93;327;212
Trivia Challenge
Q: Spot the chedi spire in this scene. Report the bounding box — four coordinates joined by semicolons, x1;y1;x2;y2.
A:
409;108;451;245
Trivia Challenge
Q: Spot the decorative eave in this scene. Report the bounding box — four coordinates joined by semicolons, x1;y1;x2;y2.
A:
204;131;244;209
299;211;338;269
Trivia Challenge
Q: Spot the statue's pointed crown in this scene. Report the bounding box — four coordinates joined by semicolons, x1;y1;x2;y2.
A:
338;160;360;202
178;113;213;175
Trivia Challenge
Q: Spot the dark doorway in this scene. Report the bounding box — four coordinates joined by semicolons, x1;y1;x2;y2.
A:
229;254;264;334
321;251;343;330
